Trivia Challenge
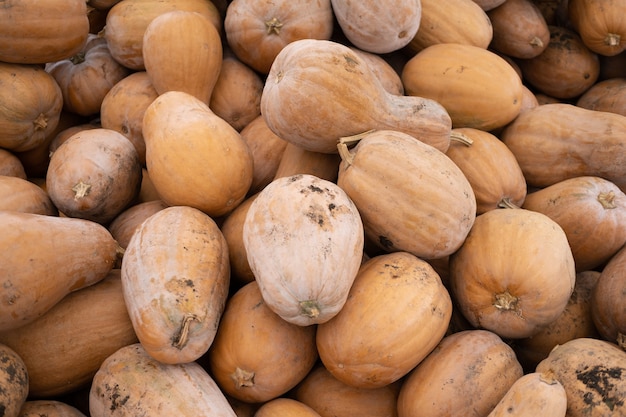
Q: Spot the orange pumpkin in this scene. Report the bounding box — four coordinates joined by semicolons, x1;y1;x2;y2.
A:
224;0;334;74
254;398;322;417
0;176;57;216
219;193;258;285
568;0;626;56
273;143;341;183
576;77;626;116
0;0;89;64
0;149;27;179
121;206;230;364
449;208;576;339
107;199;169;249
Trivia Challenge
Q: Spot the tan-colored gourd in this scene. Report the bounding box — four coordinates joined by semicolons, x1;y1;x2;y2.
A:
0;176;58;216
568;0;626;56
18;400;87;417
0;343;28;417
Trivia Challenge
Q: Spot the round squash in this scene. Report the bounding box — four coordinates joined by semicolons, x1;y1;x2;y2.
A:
254;398;322;417
261;39;452;154
206;281;318;403
89;343;237;417
224;0;334;74
18;400;87;417
0;0;89;64
577;77;626;116
107;199;168;249
0;211;119;332
449;208;576;339
522;176;626;272
142;10;222;104
0;149;27;179
243;174;364;326
0;343;28;417
336;129;476;259
401;42;524;131
143;90;254;217
331;0;421;54
273;143;341;183
591;244;626;349
46;128;143;224
121;206;230;364
0;62;64;152
316;251;452;389
397;329;524;417
568;0;626;56
535;337;626;417
0;176;58;216
0;271;138;398
219;193;258;285
445;128;527;214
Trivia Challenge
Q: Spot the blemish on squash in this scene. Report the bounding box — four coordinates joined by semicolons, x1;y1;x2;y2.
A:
299;300;321;318
231;367;255;388
379;235;394;249
576;365;624;410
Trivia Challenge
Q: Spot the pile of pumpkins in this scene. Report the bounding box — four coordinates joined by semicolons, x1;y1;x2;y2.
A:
1;0;626;416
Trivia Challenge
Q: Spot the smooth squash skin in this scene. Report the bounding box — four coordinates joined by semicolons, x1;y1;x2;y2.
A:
121;206;230;365
254;398;322;417
449;208;576;339
243;174;364;326
206;281;318;403
261;39;452;154
535;338;626;417
316;252;452;389
568;0;626;56
577;77;626;116
0;343;28;417
0;271;138;399
0;175;58;215
397;330;524;417
500;103;626;192
487;371;567;417
0;211;119;332
89;343;237;417
401;43;523;131
592;244;626;349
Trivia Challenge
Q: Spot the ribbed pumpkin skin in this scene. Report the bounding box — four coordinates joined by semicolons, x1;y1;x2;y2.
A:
206;281;318;403
500;103;626;192
449;208;576;339
121;206;230;365
487;372;567;417
397;330;524;417
89;343;237;417
568;0;626;56
316;251;452;389
337;130;476;260
522;176;626;271
535;338;626;417
0;0;89;64
243;174;364;326
261;39;452;154
401;43;523;131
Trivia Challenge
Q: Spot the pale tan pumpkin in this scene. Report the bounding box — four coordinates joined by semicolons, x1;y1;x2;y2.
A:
243;174;364;326
350;47;405;95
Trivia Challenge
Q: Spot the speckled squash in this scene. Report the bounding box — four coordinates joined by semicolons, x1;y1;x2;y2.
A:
17;400;87;417
0;343;28;417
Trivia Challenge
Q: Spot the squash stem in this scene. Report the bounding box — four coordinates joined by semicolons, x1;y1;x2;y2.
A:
449;130;474;146
605;33;621;47
498;197;520;209
337;130;376;166
172;313;197;350
597;191;617;209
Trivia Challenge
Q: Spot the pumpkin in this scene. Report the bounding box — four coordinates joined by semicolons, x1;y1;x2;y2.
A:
445;128;527;214
103;0;221;70
48;123;101;156
143;10;222;105
513;270;600;371
273;143;341;183
294;366;400;417
107;199;169;249
487;0;550;59
500;103;626;192
210;52;264;132
397;329;524;417
336;129;476;259
522;176;626;271
401;43;523;131
18;400;87;417
224;0;334;74
254;398;322;417
0;211;119;332
449;208;576;339
316;251;452;389
591;244;626;349
406;0;493;53
206;280;318;403
568;0;626;56
535;337;626;417
0;176;57;216
577;77;626;116
243;174;364;326
350;47;404;95
0;343;28;417
516;25;600;99
0;270;138;398
219;193;258;285
0;62;64;152
121;205;230;364
0;149;27;179
89;343;237;417
142;90;254;217
45;33;130;116
487;371;567;417
137;167;161;203
46;128;143;224
239;116;288;196
100;71;159;166
331;0;421;54
0;0;89;64
261;39;452;154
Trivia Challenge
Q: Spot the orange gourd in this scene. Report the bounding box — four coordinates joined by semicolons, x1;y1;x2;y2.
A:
568;0;626;56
